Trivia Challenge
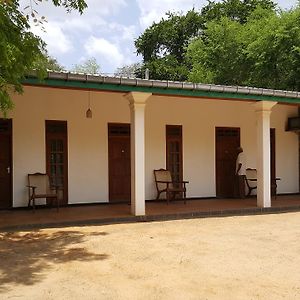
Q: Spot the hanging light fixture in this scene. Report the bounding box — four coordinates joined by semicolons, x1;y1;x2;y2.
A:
86;90;92;118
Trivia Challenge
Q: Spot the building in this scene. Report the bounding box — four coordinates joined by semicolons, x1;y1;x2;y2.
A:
1;71;299;216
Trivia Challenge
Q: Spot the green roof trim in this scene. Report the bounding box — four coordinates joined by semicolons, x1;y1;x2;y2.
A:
23;77;300;104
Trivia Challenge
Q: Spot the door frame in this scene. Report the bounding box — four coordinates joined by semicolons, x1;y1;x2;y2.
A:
108;123;131;202
0;118;13;209
215;127;241;198
45;120;68;205
166;125;183;182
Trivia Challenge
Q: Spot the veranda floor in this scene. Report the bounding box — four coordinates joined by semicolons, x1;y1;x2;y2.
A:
1;195;300;231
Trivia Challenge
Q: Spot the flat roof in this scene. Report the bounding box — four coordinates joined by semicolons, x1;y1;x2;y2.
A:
23;71;300;104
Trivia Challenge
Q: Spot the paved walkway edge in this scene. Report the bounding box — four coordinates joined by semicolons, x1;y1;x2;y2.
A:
1;205;300;232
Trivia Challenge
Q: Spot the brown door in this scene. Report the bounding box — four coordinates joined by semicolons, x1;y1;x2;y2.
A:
166;125;183;184
108;124;131;202
0;119;12;209
216;127;240;198
46;121;68;205
270;128;276;195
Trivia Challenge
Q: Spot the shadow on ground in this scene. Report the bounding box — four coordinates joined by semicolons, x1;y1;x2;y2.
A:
0;230;109;292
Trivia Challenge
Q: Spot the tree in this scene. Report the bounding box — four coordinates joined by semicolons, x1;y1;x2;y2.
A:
243;6;300;90
135;56;191;81
0;0;87;115
72;57;100;74
187;16;246;85
44;56;65;71
33;51;65;72
187;5;300;91
2;0;87;13
50;0;87;13
200;0;276;25
135;10;202;81
114;62;142;78
134;0;277;81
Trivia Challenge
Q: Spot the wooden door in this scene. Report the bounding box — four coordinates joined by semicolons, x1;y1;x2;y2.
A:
0;119;12;209
108;124;131;202
216;127;240;198
46;121;68;205
166;125;183;184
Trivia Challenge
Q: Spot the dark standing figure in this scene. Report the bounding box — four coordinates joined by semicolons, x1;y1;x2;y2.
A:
235;147;246;198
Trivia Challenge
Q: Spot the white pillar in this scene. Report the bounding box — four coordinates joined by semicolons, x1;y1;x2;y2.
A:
125;92;152;216
254;101;277;208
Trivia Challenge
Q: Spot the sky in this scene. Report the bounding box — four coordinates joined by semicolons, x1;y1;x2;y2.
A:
22;0;299;74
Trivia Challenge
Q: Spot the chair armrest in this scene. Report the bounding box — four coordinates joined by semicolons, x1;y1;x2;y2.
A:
156;181;172;183
27;185;37;189
172;181;189;190
155;180;171;189
27;185;37;196
156;180;173;184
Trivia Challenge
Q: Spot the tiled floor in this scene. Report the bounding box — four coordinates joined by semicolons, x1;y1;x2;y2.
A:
0;195;300;231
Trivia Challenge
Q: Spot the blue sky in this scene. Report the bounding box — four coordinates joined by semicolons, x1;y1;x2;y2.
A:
23;0;298;74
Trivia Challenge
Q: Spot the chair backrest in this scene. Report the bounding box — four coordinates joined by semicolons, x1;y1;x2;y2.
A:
245;168;257;188
154;169;173;191
28;173;51;195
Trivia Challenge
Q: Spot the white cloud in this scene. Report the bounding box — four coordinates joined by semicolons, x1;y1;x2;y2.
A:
108;23;138;42
276;0;297;9
61;0;128;33
84;37;125;70
31;22;73;55
136;0;298;28
23;0;298;74
136;0;206;28
63;18;95;32
86;0;127;16
20;0;127;20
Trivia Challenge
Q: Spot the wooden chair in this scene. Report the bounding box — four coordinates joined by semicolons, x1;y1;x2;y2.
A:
154;169;189;204
245;168;257;197
245;168;280;198
27;173;59;212
271;177;281;199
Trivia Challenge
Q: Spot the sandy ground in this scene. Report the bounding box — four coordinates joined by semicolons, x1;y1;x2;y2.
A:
0;213;300;300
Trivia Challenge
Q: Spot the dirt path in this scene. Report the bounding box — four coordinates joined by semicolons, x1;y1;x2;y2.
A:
0;212;300;300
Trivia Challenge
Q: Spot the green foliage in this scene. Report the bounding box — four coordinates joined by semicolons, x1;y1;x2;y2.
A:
45;56;65;71
135;10;203;81
51;0;87;13
243;7;300;90
114;62;142;78
187;16;246;85
135;10;203;62
187;5;300;91
201;0;276;24
136;56;190;81
0;0;87;115
0;1;45;114
32;53;65;72
72;57;100;74
135;0;277;81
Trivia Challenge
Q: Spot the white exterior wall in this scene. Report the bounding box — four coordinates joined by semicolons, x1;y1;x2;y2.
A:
9;86;299;207
11;86;130;207
145;97;299;199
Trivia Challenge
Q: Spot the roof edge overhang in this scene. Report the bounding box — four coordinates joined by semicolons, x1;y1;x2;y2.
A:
22;71;300;105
